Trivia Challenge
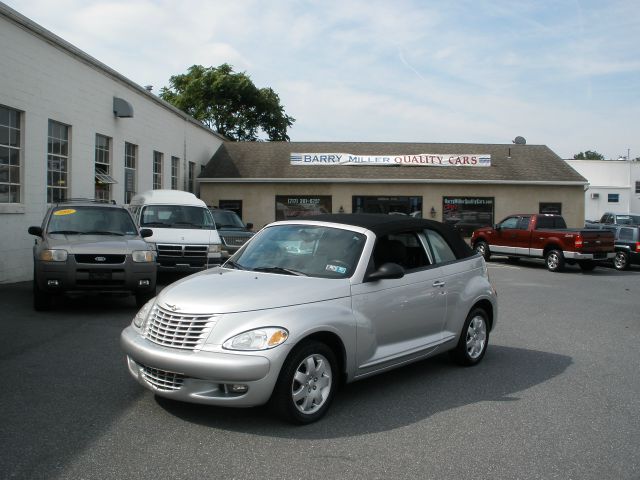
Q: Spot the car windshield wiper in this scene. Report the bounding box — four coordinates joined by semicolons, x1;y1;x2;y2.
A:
224;260;247;270
252;266;307;276
82;230;125;236
48;230;82;235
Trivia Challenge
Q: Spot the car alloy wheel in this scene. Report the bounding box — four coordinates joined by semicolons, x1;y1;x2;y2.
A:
451;308;490;366
466;315;487;359
614;251;629;271
291;353;332;414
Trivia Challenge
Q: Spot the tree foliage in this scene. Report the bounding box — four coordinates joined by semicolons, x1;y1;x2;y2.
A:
160;64;295;141
573;150;605;160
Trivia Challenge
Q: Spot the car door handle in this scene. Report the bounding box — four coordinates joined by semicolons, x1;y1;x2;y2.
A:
432;280;446;288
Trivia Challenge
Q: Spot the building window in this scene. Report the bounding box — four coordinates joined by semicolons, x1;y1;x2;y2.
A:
276;195;332;221
153;151;163;189
539;202;562;215
0;105;21;203
47;120;70;203
124;142;137;203
442;197;494;237
352;196;422;217
636;181;640;194
608;193;619;203
94;134;113;201
188;161;195;193
171;156;180;190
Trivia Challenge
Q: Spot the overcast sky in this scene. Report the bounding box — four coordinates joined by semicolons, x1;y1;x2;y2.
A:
6;0;639;159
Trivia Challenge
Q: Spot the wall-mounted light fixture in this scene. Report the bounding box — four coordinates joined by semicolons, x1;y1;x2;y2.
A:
430;207;437;218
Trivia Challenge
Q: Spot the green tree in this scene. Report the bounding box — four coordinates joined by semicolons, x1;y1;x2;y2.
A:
160;64;295;141
573;150;605;160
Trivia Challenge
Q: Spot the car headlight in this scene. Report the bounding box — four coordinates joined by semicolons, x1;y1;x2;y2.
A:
132;250;155;263
208;244;221;253
223;327;289;351
133;298;156;329
39;249;68;262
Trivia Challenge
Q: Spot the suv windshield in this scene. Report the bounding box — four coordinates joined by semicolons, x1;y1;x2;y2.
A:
47;206;138;235
231;225;366;278
211;209;245;229
140;205;214;229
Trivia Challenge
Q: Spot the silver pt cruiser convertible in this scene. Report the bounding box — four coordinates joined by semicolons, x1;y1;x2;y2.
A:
121;214;498;424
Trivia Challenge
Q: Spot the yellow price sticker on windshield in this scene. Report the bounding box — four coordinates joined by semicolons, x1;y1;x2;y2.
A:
53;209;76;216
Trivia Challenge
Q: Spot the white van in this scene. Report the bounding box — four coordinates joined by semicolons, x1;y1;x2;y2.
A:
129;190;222;272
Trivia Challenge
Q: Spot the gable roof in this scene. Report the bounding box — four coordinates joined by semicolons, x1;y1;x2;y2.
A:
200;141;586;185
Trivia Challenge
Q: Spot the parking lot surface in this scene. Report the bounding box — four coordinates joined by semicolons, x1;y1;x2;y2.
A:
1;262;639;480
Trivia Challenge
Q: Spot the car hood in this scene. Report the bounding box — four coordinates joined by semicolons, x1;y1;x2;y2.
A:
144;227;221;245
155;267;352;314
46;234;150;253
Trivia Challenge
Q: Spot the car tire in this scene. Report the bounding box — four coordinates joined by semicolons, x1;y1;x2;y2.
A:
545;249;565;272
270;340;338;424
474;241;490;261
135;287;157;308
578;261;597;272
450;308;489;366
614;251;630;271
33;274;53;311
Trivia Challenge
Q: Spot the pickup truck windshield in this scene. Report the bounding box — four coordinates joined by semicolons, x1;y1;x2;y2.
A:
140;205;214;229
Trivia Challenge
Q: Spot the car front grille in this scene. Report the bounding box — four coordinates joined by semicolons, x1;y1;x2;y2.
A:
156;244;207;258
143;306;217;351
221;235;251;248
140;365;185;391
75;254;126;264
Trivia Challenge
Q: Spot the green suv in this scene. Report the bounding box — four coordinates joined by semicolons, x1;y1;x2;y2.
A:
28;200;157;310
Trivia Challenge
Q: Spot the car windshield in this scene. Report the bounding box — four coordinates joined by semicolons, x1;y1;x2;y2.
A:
47;206;138;235
229;224;366;278
211;209;245;228
140;205;214;229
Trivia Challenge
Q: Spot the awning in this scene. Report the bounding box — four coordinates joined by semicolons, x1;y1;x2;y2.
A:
95;173;118;184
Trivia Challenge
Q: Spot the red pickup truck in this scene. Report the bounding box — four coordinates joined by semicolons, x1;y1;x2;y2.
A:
470;214;615;272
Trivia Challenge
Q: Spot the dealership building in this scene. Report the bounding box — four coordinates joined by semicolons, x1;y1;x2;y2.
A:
0;2;589;284
199;141;588;233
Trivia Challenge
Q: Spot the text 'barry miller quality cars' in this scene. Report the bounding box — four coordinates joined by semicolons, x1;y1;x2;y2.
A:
121;214;498;424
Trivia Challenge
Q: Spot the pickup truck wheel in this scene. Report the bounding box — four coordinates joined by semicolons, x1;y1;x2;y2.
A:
270;341;337;424
474;241;490;261
545;249;565;272
614;251;630;271
450;308;489;366
578;261;597;272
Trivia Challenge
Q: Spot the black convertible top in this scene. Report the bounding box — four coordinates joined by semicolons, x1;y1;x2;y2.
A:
299;213;474;259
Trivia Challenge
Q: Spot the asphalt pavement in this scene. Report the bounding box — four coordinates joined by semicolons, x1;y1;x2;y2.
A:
1;262;639;480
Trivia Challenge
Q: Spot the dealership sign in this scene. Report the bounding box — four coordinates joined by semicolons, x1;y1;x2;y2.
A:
291;153;491;167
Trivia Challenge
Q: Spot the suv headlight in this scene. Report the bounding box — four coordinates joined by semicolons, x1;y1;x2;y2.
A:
208;244;221;254
132;250;155;263
39;249;68;262
223;327;289;351
133;298;156;329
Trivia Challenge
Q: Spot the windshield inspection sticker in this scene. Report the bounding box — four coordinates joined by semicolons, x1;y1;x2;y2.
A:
326;264;347;274
53;209;76;216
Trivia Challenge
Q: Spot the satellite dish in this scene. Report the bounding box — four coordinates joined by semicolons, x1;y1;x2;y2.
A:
513;136;526;145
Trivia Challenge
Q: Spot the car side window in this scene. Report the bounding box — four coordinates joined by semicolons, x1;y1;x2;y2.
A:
516;216;531;229
373;232;430;271
424;229;457;264
500;217;519;229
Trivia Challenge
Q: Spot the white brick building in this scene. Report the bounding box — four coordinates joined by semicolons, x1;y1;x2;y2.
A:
0;3;224;283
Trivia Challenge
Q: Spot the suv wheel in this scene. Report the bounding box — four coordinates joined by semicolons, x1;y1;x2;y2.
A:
614;251;630;271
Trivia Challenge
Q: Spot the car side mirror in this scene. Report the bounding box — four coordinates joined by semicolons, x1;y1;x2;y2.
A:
245;222;253;230
366;262;405;282
28;226;43;237
140;228;153;238
494;224;501;230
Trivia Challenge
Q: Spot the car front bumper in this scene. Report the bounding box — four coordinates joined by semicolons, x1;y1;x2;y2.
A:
120;326;289;407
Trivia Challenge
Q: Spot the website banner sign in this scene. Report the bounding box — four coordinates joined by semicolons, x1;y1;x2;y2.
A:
291;153;491;167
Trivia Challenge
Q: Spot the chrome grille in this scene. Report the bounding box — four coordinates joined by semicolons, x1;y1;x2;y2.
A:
156;244;208;258
140;365;185;391
144;306;217;351
221;235;251;248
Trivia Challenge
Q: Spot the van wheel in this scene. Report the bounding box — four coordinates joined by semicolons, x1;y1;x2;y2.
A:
450;308;489;366
614;251;630;271
270;341;337;424
545;249;564;272
474;241;490;261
